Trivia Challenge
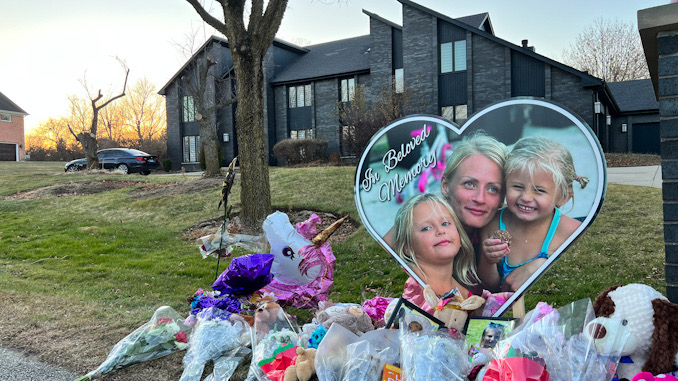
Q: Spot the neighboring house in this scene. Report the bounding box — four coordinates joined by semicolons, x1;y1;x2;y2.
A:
0;91;28;161
606;79;660;154
160;0;630;170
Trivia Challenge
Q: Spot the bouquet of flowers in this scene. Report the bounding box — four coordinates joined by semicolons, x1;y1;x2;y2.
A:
179;307;251;381
75;306;191;380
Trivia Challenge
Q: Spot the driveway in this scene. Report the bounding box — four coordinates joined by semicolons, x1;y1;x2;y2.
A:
607;165;662;188
0;347;78;381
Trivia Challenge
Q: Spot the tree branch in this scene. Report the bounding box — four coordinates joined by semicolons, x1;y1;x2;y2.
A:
186;0;228;35
66;122;79;141
97;68;130;111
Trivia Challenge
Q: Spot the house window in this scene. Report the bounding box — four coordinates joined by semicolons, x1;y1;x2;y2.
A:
183;135;201;162
340;78;356;103
182;96;196;122
341;125;356;157
440;40;466;73
289;84;312;108
442;105;468;124
0;113;11;122
394;68;404;94
290;129;313;139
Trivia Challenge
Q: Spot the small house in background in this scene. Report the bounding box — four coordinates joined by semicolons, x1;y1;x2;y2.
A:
0;91;28;161
160;0;652;171
606;79;660;154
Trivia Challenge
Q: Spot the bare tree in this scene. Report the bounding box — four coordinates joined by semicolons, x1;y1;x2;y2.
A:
181;54;236;176
338;80;426;157
185;0;287;231
123;77;166;145
562;17;649;82
99;91;126;144
68;59;130;169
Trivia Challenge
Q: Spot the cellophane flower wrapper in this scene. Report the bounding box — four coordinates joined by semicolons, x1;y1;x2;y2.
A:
179;307;250;381
202;347;252;381
246;304;300;381
316;323;359;381
212;253;275;296
399;326;468;381
198;231;268;259
315;324;399;381
340;340;385;381
75;306;191;381
485;299;628;381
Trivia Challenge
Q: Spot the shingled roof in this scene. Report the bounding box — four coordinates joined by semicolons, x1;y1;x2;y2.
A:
397;0;603;88
271;35;371;85
607;79;659;113
456;12;493;34
0;91;27;115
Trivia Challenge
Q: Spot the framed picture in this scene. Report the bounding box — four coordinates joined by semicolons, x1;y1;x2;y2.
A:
463;316;518;354
384;297;445;332
354;98;607;316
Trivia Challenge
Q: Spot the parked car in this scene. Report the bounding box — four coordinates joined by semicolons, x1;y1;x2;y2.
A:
64;148;160;175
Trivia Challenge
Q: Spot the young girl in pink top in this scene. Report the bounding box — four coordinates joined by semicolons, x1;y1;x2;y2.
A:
392;193;481;314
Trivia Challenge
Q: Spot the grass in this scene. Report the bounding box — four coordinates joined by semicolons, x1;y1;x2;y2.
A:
0;159;666;380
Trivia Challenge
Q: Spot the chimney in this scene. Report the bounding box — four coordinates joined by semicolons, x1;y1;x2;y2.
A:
521;39;535;52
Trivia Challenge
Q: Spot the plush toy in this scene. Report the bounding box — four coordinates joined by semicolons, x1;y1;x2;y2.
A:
423;285;485;332
308;325;326;349
315;305;374;336
592;283;678;380
284;346;317;381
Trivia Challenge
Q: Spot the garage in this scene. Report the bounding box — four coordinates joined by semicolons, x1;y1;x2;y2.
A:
0;143;17;161
632;122;660;154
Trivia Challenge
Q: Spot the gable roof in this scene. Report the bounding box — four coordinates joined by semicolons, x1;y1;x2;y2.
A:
456;12;493;34
0;91;28;115
397;0;603;88
271;35;371;85
362;9;402;30
159;35;308;95
607;79;659;113
362;9;493;34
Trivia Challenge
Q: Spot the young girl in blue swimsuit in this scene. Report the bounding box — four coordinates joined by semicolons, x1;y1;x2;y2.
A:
478;136;588;292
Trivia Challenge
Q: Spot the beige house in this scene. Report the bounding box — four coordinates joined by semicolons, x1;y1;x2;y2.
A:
0;91;28;161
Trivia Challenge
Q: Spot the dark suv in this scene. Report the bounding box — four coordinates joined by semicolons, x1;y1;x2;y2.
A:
64;148;160;175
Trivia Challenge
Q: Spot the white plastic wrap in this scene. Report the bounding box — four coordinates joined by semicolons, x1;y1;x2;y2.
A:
179;308;250;381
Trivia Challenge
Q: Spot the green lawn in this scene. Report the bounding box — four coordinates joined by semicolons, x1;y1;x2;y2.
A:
0;161;665;379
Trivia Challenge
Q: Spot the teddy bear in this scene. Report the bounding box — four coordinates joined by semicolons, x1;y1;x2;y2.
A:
315;305;374;336
284;346;317;381
592;283;678;380
422;285;485;333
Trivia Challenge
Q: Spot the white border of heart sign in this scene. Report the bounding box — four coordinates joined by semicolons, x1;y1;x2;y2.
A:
354;98;607;317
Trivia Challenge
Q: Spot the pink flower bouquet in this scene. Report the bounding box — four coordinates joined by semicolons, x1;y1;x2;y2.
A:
75;306;192;380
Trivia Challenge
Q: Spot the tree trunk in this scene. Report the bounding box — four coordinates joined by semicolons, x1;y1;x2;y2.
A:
232;52;271;232
200;119;221;176
78;132;99;170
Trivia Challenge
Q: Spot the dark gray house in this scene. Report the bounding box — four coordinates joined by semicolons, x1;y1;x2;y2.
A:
160;0;636;171
606;79;660;154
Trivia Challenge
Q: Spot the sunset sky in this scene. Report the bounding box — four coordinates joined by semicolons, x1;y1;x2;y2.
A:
1;0;667;133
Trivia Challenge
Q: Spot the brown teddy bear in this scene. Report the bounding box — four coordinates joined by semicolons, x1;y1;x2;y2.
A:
284;346;317;381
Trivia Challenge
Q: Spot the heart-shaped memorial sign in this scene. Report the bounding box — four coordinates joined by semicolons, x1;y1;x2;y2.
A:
354;98;606;316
